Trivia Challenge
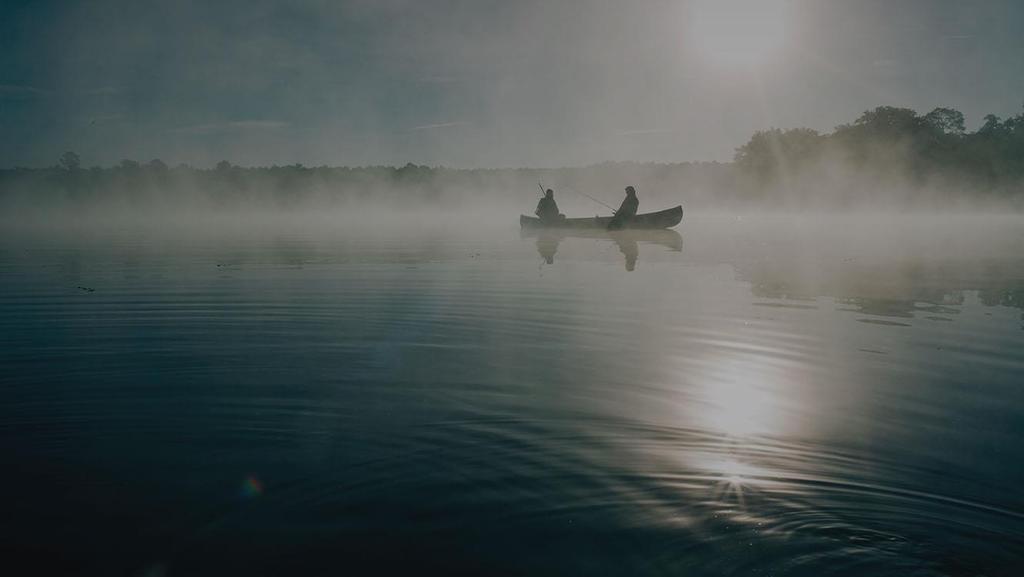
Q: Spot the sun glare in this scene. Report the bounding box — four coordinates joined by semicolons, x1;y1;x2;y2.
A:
692;353;795;439
688;0;792;68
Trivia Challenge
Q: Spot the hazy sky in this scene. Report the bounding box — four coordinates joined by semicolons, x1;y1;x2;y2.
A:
2;0;1023;168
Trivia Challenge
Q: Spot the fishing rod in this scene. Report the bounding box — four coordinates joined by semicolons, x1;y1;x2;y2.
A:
539;181;616;213
565;186;617;213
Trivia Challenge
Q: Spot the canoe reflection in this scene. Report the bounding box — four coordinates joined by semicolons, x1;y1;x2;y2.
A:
521;228;683;271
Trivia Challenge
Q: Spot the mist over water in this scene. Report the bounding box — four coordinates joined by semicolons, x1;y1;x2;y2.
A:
4;0;1024;573
2;209;1023;575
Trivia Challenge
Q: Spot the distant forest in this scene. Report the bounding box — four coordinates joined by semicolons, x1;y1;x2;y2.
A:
2;105;1023;212
734;105;1024;206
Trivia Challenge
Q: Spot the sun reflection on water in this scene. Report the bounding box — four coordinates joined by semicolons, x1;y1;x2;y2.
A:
695;355;796;438
682;352;807;515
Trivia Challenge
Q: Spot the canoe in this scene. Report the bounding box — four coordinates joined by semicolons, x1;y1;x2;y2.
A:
520;205;683;230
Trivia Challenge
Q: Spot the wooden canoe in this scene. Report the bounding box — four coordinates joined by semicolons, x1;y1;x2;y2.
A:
520;205;682;230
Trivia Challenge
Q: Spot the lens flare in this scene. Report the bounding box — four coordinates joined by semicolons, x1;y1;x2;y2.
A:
240;475;264;498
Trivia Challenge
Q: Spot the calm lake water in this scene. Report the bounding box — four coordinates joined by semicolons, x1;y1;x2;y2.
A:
2;214;1023;575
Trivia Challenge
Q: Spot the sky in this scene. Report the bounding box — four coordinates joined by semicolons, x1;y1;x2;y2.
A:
1;0;1023;168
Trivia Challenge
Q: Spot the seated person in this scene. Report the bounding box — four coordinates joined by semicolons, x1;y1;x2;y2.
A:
535;189;564;223
608;186;638;230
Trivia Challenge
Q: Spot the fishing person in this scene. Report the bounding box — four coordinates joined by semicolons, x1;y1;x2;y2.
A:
607;186;639;230
535;188;565;224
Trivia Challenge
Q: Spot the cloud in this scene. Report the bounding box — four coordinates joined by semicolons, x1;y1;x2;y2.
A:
410;121;467;131
84;114;126;126
417;75;459;84
87;86;123;96
871;59;899;68
617;129;675;136
169;120;290;135
0;84;47;101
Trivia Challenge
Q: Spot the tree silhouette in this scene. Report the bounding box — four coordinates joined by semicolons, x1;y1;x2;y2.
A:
923;108;966;135
735;103;1024;198
734;128;824;183
978;114;1005;136
2;102;1023;211
58;151;81;171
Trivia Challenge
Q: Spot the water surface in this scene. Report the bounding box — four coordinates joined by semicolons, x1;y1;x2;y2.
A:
2;214;1023;575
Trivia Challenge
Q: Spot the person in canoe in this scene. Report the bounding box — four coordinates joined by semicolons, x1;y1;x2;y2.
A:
607;186;638;230
535;189;565;224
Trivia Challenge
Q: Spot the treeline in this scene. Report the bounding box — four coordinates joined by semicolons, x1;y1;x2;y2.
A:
2;104;1023;212
734;105;1024;206
0;158;734;212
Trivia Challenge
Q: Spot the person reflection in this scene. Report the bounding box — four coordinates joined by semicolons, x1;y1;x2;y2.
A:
530;229;679;270
611;233;639;271
536;233;562;264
